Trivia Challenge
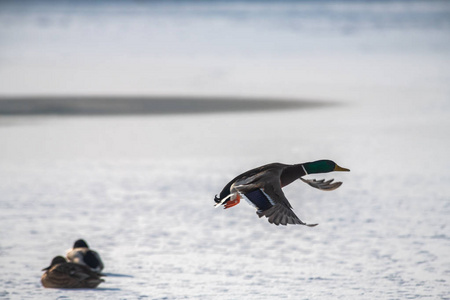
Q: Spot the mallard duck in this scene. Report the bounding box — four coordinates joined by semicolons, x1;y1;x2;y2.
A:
41;256;104;288
214;160;350;226
66;239;104;273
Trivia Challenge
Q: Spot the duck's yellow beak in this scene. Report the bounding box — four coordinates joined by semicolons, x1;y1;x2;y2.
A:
334;164;350;172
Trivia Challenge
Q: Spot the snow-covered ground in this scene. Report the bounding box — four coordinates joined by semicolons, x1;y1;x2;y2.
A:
1;1;450;299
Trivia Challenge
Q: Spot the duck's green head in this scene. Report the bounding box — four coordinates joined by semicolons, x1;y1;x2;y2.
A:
74;239;89;249
304;160;350;174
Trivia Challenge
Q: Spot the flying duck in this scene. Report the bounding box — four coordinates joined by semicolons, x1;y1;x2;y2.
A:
66;239;104;273
41;256;105;288
214;160;350;226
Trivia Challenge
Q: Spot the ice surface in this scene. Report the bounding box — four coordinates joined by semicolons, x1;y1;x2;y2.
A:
1;1;450;299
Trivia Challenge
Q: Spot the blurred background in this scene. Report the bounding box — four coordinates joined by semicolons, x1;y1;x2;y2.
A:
1;0;449;98
1;1;449;299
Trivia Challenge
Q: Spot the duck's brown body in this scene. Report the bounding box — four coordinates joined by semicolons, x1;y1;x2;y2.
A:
41;256;104;289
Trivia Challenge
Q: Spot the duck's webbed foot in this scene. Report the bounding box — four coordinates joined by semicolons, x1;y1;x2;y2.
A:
224;194;240;209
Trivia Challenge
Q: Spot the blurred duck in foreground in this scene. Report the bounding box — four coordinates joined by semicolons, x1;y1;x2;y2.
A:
66;239;104;273
41;256;104;288
214;160;350;226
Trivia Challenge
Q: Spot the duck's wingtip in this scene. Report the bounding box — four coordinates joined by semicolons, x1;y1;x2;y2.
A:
301;177;343;191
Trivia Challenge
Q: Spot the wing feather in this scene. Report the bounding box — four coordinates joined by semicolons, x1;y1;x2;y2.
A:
236;168;318;227
300;178;342;191
246;177;317;226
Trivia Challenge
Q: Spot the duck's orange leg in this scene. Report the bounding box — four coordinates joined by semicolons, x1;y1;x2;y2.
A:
224;194;240;209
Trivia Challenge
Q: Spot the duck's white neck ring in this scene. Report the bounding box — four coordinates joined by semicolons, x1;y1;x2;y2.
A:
302;165;308;175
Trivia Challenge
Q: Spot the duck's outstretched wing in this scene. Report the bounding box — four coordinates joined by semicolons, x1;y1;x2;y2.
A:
300;178;342;191
243;180;317;227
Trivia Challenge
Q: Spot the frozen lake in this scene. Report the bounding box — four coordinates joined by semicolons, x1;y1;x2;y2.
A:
1;1;450;299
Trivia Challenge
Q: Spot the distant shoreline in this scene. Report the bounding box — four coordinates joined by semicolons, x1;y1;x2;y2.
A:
0;96;335;116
